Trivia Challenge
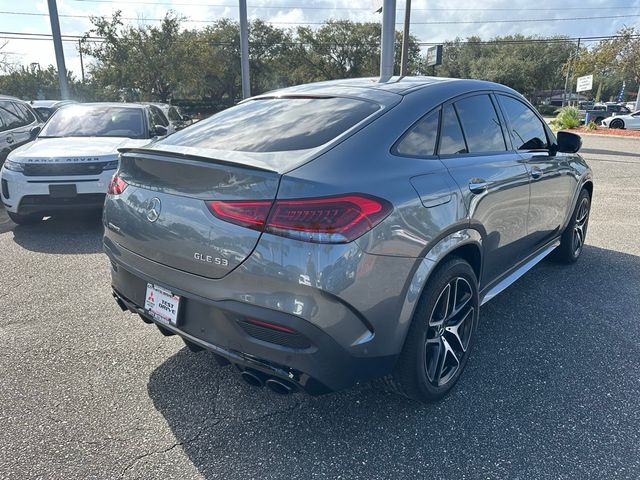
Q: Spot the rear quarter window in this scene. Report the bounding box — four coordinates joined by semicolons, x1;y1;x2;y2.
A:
159;97;380;152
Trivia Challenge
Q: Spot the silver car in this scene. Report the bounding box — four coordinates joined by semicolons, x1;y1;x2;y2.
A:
104;77;593;402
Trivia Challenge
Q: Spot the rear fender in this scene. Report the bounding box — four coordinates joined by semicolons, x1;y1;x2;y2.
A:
393;228;483;356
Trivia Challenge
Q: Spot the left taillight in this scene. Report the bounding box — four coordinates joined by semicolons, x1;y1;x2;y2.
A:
206;193;392;244
107;174;128;195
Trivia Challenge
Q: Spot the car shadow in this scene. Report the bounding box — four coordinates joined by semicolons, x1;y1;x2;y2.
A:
2;206;104;254
146;245;640;478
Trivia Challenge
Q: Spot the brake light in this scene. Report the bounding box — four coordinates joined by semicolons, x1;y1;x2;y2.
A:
108;174;128;195
206;200;271;231
206;194;392;243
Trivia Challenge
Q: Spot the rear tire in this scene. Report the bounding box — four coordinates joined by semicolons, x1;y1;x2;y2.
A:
594;117;604;125
552;189;591;264
386;257;479;402
7;211;43;225
610;119;624;129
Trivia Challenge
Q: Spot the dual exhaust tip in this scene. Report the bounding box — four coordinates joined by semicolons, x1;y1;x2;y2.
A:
240;369;296;395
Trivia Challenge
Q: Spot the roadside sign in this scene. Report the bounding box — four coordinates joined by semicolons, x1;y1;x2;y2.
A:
426;45;443;67
576;74;593;93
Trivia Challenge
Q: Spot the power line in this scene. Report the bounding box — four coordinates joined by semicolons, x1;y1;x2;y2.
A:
69;0;640;12
2;30;639;46
2;9;640;25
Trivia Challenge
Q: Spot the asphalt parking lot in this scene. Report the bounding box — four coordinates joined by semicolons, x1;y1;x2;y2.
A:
1;134;639;479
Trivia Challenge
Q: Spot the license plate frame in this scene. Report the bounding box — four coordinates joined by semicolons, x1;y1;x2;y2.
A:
144;283;181;326
48;184;78;198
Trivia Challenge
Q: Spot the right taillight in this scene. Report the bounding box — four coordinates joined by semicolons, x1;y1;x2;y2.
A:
206;194;392;244
107;174;128;195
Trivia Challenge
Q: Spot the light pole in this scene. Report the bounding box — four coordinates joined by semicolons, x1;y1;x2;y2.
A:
379;0;396;82
47;0;71;99
239;0;250;99
400;0;411;77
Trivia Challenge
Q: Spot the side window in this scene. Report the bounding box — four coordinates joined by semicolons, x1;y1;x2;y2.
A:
438;105;467;155
15;103;36;125
394;109;439;157
167;107;181;122
0;101;23;130
498;95;549;150
150;106;168;127
454;94;506;153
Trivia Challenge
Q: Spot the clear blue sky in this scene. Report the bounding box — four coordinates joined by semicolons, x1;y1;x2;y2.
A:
1;0;639;77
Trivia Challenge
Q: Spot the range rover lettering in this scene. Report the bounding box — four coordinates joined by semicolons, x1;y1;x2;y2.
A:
104;77;592;402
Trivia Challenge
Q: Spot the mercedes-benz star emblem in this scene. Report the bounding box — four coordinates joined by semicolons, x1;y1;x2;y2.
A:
146;197;161;223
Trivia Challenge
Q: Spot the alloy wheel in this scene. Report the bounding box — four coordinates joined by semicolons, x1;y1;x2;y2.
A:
424;277;475;387
573;197;589;256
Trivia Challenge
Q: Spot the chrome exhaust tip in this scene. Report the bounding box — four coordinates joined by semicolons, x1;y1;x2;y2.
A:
241;370;265;388
265;378;295;395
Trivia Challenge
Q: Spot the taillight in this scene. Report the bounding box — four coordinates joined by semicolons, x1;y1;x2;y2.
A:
108;174;128;195
206;194;392;244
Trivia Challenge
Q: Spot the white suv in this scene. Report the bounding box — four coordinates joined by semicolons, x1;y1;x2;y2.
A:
1;102;170;224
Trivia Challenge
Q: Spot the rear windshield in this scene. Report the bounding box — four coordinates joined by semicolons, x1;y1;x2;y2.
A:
39;105;146;139
158;97;380;152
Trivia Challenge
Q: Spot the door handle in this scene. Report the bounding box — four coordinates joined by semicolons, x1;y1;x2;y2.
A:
468;179;489;194
530;167;543;179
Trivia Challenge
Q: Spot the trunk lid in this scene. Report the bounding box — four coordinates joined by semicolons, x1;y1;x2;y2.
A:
104;149;280;279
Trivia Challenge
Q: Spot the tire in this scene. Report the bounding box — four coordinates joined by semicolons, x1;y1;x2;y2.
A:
7;211;43;225
385;257;479;402
594;117;604;125
610;119;624;129
552;189;591;264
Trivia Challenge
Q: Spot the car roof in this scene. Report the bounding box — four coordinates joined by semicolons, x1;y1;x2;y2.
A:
253;76;522;106
0;94;24;102
30;100;76;108
67;102;149;109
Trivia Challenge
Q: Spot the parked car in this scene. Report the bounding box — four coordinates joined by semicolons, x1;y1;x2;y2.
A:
1;102;171;224
104;78;592;402
579;102;631;124
143;103;193;131
29;99;77;121
0;95;42;164
601;109;640;129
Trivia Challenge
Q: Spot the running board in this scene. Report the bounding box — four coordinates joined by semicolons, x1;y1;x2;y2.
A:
480;240;560;305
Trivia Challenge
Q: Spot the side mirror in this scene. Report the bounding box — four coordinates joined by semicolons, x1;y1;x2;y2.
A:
181;114;191;122
556;131;582;153
30;126;41;139
153;125;168;137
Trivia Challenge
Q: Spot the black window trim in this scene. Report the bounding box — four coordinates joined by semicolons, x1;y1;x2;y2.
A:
438;90;510;158
495;92;555;153
390;106;442;159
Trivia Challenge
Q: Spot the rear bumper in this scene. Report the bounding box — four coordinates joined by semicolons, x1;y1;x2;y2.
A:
109;261;396;394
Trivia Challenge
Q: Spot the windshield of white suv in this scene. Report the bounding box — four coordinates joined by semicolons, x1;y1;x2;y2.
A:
39;105;146;139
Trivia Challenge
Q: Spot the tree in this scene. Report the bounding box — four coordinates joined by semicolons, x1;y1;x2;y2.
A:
82;11;194;102
435;35;574;100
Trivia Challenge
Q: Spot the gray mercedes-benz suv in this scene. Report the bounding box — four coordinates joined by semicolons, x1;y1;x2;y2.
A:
104;77;593;402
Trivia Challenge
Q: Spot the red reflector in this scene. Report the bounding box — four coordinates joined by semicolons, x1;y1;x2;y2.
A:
205;194;392;243
206;200;272;231
246;318;296;334
108;174;128;195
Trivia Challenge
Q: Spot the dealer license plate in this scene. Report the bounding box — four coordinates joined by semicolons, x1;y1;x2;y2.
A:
144;283;180;325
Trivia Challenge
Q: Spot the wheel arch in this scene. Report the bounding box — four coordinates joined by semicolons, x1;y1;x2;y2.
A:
392;229;483;358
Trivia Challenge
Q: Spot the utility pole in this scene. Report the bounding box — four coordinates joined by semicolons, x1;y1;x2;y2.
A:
239;0;250;99
567;38;581;106
47;0;70;99
78;39;85;84
379;0;396;82
400;0;411;77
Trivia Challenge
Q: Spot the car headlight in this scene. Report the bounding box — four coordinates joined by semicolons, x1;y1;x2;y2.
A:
3;159;25;172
